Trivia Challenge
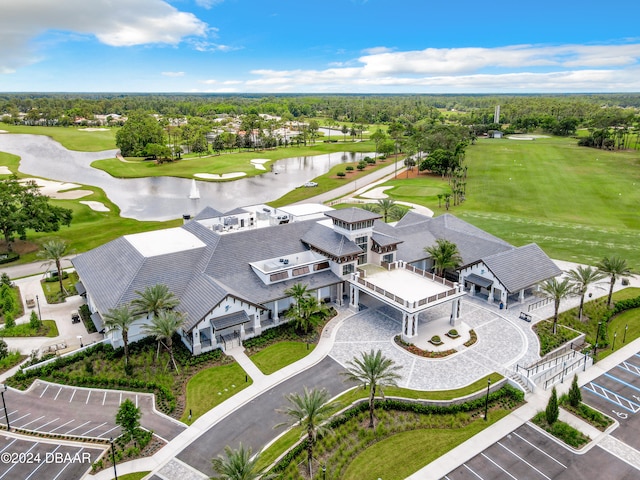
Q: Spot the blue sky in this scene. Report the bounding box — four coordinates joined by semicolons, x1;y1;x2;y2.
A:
1;0;640;93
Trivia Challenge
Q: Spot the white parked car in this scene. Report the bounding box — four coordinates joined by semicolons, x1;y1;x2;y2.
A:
303;182;318;187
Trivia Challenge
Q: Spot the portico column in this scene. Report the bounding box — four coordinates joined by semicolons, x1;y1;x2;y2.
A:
450;298;460;327
350;285;360;311
253;311;262;336
192;329;202;355
273;300;279;324
488;286;494;304
240;324;245;340
519;289;525;303
337;283;344;306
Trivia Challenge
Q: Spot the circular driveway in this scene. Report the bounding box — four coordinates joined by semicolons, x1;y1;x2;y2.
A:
329;299;532;390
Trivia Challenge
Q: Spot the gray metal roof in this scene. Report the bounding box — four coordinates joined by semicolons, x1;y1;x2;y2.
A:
371;232;402;248
465;273;493;289
325;207;381;223
90;312;104;333
192;206;224;221
211;310;250;331
482;243;562;293
301;224;363;258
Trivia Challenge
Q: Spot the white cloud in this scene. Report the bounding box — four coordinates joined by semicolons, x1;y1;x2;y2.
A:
162;71;185;77
0;0;208;73
195;0;225;8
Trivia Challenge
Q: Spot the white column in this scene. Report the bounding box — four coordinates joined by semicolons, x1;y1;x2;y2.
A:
337;283;344;306
350;285;360;310
450;298;460;327
519;289;525;302
488;286;494;304
273;300;279;324
192;329;202;355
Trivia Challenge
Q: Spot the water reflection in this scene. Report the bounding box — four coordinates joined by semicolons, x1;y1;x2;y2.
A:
0;134;370;221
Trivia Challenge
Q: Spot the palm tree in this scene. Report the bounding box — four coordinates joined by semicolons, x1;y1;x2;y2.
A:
37;239;72;297
131;284;179;319
342;349;402;428
424;239;462;277
284;283;312;318
142;309;185;371
276;387;338;478
103;303;137;365
211;443;275;480
376;198;397;222
597;256;633;308
539;277;574;334
566;266;606;321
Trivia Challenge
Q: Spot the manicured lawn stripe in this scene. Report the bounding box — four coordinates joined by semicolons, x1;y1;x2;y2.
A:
249;341;315;375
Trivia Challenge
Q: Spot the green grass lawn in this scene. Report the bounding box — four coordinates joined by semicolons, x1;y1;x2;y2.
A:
599;307;640;360
108;472;150;480
343;411;511;480
180;362;252;424
0;124;117;151
249;341;315;375
0;320;58;338
92;141;375;180
379;136;640;270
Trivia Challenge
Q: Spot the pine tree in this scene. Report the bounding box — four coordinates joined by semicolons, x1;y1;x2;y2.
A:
568;375;582;408
546;386;560;424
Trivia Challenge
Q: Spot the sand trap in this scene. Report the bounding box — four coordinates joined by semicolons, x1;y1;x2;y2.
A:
79;128;110;132
20;178;92;199
360;186;394;199
0;130;8;134
194;172;247;180
0;166;11;175
251;159;269;171
508;134;550;141
80;201;110;212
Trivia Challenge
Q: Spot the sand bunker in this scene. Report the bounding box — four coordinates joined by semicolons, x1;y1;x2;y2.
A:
194;172;247;180
0;130;8;134
80;201;110;212
361;186;394;199
251;159;269;171
20;178;92;199
79;128;110;132
508;134;550;141
0;166;11;175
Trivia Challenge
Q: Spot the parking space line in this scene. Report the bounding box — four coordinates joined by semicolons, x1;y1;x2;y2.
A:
98;425;120;438
69;389;77;403
0;442;38;479
605;372;640;394
49;419;75;433
513;431;567;468
481;452;518;479
65;420;91;435
463;463;484;479
25;445;61;480
86;390;91;404
52;456;73;480
81;422;107;436
39;384;49;398
0;439;17;453
498;441;552;480
33;417;60;431
584;382;640;413
20;415;46;429
54;387;63;401
102;391;107;406
618;361;640;377
12;412;31;424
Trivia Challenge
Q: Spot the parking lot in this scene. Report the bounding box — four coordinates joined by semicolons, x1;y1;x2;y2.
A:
0;434;104;480
443;423;637;479
1;381;185;442
581;352;640;450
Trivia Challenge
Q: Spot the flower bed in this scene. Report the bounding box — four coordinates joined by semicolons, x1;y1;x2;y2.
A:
394;336;456;358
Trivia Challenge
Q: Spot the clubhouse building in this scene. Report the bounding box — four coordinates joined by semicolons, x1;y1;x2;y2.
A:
72;205;561;355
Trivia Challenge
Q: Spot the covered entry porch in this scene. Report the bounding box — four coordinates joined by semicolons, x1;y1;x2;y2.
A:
348;262;466;342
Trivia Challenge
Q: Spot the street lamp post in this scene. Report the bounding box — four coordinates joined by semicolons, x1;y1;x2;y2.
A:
35;295;42;321
109;437;118;480
612;332;617;351
593;322;602;361
623;324;628;344
484;379;491;421
322;465;326;480
0;384;9;430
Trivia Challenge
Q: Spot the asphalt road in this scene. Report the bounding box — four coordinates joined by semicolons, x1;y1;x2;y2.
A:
176;356;351;477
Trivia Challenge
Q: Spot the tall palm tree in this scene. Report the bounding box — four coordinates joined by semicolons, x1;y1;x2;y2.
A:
566;266;606;321
211;443;275;480
597;256;633;308
37;239;72;297
276;387;338;478
142;309;184;371
539;277;574;334
342;349;402;428
131;284;179;319
103;303;137;365
424;239;462;277
376;198;397;223
285;295;331;334
284;283;311;317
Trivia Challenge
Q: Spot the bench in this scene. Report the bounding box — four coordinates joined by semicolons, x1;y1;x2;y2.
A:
519;312;532;322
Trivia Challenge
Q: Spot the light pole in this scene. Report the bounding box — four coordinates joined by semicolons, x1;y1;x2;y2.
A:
612;332;617;351
484;379;491;421
593;322;602;361
322;465;326;480
36;295;42;321
110;437;118;480
0;384;9;430
623;324;628;344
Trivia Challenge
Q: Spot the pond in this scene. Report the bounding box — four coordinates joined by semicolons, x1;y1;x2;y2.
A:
0;134;371;221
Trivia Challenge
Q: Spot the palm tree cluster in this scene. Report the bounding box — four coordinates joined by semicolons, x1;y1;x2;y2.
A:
103;283;183;370
284;283;332;334
361;198;408;223
539;256;632;336
424;238;462;278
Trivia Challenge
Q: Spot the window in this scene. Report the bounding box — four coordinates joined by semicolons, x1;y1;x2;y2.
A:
314;261;330;271
342;263;355;275
269;271;289;282
292;266;310;276
383;253;394;263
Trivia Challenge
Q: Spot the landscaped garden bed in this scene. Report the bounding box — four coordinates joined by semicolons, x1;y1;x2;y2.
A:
394;329;477;358
534;321;582;356
269;385;524;479
531;411;590;449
